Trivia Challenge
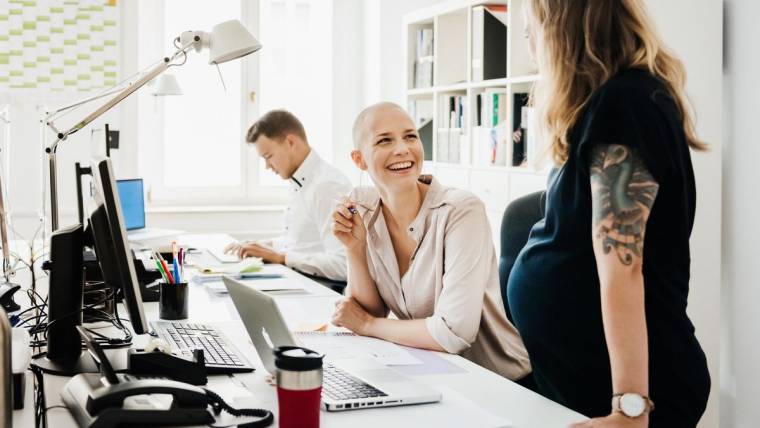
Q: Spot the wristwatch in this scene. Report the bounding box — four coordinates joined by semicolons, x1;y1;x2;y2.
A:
611;393;655;418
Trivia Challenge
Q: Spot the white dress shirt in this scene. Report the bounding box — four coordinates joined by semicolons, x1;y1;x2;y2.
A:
270;149;351;281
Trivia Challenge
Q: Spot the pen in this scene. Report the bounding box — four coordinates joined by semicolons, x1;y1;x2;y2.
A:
155;259;169;283
173;258;181;284
178;248;184;279
332;198;358;214
160;258;174;284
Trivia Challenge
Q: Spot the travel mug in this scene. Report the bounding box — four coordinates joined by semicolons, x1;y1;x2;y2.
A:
159;282;189;319
274;346;324;428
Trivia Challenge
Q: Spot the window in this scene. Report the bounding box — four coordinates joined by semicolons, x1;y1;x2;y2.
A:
163;0;243;188
141;0;333;204
257;0;333;186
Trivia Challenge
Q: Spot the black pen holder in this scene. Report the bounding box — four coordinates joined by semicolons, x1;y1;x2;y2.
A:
159;282;188;320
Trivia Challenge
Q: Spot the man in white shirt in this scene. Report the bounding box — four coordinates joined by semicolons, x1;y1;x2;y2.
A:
224;109;351;281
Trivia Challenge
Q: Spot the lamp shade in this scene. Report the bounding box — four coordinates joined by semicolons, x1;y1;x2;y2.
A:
151;74;183;96
208;20;262;64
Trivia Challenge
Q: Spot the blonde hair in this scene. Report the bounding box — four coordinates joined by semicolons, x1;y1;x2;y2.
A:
526;0;706;165
352;102;409;149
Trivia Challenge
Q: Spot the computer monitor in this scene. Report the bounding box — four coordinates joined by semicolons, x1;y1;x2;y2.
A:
90;157;149;335
116;178;145;231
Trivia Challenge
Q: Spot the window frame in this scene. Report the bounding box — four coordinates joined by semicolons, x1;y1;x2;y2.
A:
140;0;288;207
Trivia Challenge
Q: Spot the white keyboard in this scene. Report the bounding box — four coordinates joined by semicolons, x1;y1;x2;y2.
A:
208;247;240;263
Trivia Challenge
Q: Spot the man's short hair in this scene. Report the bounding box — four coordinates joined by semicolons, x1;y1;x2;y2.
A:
246;109;307;144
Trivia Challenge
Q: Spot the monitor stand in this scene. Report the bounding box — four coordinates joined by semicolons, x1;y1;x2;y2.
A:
37;223;134;376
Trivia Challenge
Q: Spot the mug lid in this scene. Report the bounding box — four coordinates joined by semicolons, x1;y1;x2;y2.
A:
274;346;324;371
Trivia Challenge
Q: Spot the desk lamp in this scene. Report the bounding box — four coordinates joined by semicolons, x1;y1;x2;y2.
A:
42;19;262;232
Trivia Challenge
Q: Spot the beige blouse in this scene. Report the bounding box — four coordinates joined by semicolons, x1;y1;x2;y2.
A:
351;176;531;380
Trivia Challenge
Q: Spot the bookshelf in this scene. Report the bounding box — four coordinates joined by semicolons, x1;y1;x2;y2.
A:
404;0;548;244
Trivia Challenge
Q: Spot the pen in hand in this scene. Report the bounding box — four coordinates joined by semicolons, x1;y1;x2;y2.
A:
332;198;358;215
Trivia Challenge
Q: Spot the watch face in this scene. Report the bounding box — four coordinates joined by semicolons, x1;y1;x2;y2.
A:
620;393;646;417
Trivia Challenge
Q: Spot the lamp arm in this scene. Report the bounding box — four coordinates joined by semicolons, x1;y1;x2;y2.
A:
44;38;199;154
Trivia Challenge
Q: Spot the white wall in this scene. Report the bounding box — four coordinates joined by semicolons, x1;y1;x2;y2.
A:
722;1;760;427
645;2;723;427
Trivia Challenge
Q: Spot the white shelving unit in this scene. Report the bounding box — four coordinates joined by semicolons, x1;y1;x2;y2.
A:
404;0;548;244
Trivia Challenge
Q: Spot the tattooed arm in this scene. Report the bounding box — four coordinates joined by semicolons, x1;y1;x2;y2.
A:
572;144;659;428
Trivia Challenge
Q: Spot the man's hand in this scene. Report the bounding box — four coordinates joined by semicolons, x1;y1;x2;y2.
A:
331;297;375;336
223;241;285;264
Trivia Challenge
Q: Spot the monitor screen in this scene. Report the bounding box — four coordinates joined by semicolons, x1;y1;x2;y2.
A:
90;157;149;335
116;179;145;231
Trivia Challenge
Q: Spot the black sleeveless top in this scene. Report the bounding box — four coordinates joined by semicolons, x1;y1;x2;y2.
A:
507;69;710;426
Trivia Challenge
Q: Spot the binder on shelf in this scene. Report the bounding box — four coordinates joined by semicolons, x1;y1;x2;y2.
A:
472;5;507;82
414;27;434;88
436;128;462;164
472;125;509;167
418;118;434;161
524;107;538;165
512;92;529;166
414;56;434;88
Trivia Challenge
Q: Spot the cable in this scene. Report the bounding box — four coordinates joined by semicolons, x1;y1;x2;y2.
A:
204;388;274;428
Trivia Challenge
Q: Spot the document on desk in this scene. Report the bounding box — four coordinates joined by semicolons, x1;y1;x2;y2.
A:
203;277;308;296
295;331;423;366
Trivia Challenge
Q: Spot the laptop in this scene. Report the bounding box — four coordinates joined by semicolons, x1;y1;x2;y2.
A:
116;178;182;242
222;276;442;411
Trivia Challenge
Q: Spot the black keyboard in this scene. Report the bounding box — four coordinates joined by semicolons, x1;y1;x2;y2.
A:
322;362;388;401
151;321;254;374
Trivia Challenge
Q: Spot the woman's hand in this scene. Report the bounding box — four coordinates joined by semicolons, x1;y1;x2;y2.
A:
331;200;367;253
331;297;375;336
569;412;648;428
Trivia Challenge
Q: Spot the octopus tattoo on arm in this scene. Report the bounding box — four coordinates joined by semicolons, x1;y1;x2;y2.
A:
589;144;660;266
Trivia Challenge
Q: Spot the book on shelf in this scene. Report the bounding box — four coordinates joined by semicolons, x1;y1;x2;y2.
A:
476;89;507;128
472;5;507;82
442;94;466;128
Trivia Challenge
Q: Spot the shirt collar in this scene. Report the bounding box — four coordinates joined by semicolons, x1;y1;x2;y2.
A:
353;175;445;232
290;149;320;189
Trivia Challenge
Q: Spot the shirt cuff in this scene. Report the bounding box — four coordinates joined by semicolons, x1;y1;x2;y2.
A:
283;251;312;274
425;315;471;354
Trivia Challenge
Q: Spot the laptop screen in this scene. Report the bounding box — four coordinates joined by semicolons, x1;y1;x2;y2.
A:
116;178;145;231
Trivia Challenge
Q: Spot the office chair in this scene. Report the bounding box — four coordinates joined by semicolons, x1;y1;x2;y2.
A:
298;271;348;294
499;190;546;323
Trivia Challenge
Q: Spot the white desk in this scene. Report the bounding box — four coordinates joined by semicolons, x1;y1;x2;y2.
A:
12;239;587;427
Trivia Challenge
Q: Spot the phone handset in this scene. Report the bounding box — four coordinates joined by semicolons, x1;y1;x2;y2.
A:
87;378;207;415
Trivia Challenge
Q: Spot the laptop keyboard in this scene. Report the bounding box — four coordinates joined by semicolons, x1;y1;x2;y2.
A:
322;362;388;401
151;321;253;374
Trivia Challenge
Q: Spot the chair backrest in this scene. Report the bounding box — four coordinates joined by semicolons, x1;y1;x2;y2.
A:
499;190;546;323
